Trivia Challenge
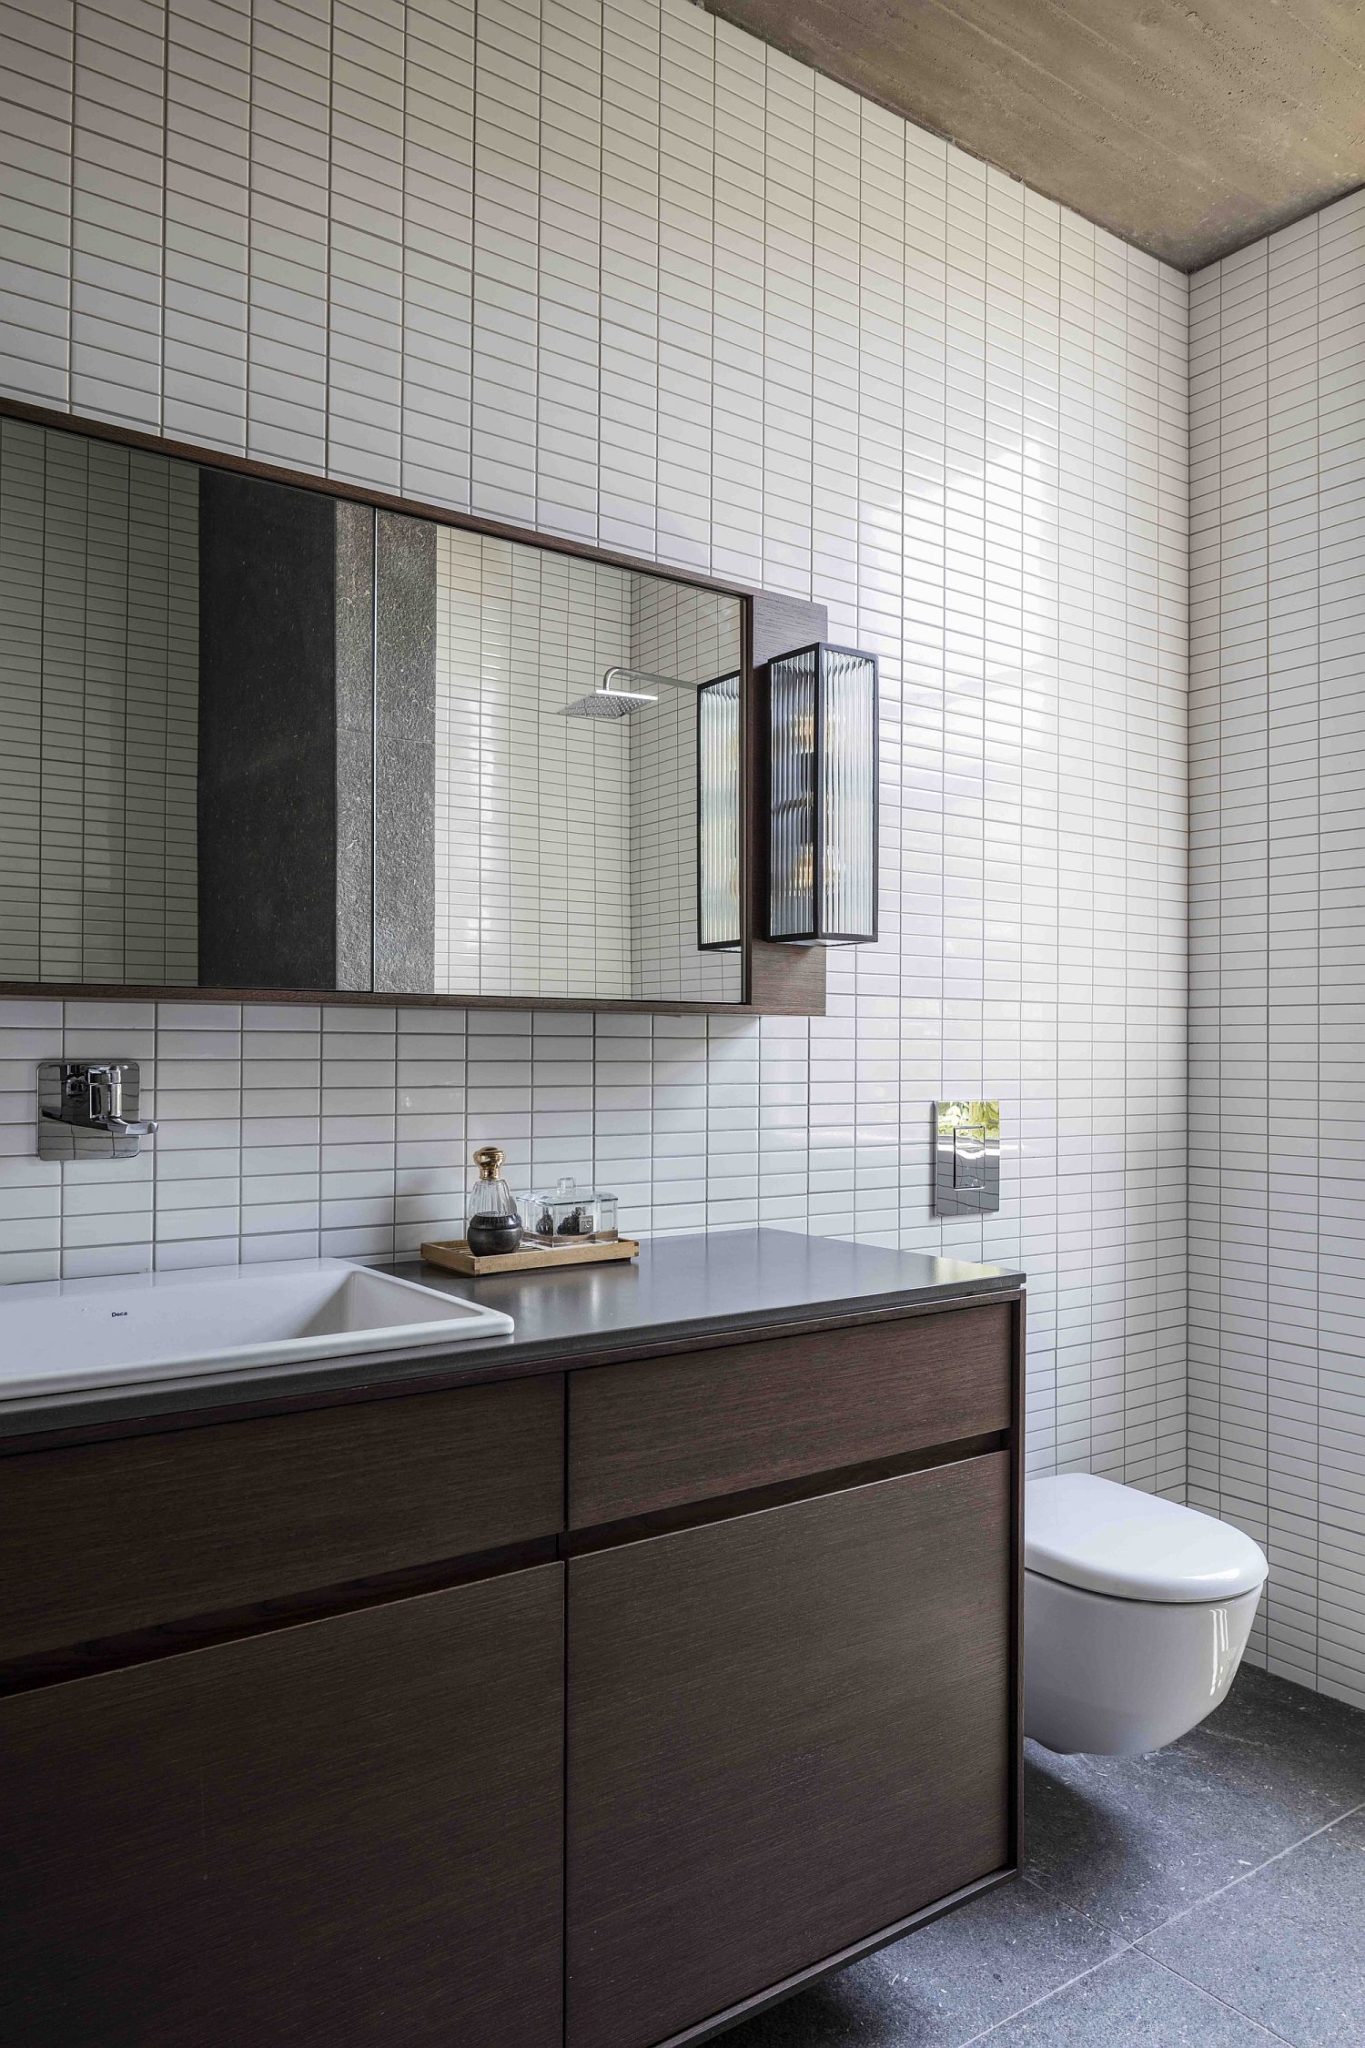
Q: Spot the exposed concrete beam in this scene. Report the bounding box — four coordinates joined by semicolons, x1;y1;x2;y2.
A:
701;0;1365;269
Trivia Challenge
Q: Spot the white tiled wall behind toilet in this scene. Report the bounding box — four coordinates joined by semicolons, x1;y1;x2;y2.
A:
0;5;1189;1507
1190;191;1365;1710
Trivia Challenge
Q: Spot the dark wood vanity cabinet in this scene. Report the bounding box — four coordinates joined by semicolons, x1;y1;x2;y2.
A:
0;1567;565;2048
0;1286;1022;2048
567;1453;1012;2048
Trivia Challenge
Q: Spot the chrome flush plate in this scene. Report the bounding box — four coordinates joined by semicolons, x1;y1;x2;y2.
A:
933;1101;1000;1216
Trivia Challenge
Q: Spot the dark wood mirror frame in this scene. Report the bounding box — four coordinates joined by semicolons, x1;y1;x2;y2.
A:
0;396;825;1019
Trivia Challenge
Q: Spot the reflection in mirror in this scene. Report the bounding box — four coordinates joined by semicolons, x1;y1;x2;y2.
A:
0;420;199;985
425;529;742;1001
697;675;741;952
0;416;744;1004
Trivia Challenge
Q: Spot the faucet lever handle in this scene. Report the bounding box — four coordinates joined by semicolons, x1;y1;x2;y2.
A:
84;1062;118;1124
37;1059;157;1156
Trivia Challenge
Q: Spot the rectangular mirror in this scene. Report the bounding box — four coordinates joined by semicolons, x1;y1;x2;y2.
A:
0;415;745;1007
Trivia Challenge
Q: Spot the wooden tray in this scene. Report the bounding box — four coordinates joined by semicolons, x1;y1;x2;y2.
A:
420;1236;639;1277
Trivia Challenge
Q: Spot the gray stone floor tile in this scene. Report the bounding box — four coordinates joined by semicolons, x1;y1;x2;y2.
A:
1141;1807;1365;2048
721;1876;1122;2048
1023;1667;1365;1940
720;1668;1364;2046
976;1950;1285;2047
1202;1666;1365;1812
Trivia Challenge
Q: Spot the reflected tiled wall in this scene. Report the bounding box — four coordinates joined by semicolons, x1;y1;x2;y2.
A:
430;534;743;1002
1189;190;1365;1710
434;529;635;996
0;0;1189;1494
0;420;198;983
628;575;742;1002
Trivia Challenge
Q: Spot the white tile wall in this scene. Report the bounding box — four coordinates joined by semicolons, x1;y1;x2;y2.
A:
1189;188;1365;1712
0;2;1190;1503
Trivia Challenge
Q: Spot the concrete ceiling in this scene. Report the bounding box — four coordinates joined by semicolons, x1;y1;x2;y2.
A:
699;0;1365;271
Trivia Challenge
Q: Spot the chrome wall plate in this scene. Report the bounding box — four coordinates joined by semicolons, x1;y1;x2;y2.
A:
933;1100;1000;1216
37;1060;157;1161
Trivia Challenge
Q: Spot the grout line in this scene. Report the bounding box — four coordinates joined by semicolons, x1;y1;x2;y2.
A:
1140;1950;1297;2046
954;1941;1133;2048
959;1799;1365;2048
1132;1796;1365;1946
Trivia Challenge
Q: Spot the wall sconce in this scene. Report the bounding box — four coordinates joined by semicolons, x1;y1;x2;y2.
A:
697;672;742;950
763;642;878;944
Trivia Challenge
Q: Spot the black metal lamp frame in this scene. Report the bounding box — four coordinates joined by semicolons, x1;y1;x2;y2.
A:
760;641;879;945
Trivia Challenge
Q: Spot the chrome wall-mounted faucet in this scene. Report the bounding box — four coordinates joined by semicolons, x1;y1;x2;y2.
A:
37;1060;159;1161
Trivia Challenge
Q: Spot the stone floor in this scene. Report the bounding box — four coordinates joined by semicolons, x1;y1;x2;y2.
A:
724;1666;1365;2047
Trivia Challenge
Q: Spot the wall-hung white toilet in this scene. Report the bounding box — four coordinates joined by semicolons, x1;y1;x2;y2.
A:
1025;1473;1269;1756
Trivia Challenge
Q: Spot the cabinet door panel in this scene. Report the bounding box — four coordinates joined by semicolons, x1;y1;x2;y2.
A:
567;1454;1011;2048
0;1565;563;2048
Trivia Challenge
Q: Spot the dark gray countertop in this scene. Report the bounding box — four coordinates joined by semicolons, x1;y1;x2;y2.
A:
0;1229;1024;1448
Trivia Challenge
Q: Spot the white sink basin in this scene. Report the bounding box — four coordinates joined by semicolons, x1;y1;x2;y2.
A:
0;1259;513;1398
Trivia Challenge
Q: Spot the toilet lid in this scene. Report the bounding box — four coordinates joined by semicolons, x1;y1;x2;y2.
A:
1025;1474;1269;1604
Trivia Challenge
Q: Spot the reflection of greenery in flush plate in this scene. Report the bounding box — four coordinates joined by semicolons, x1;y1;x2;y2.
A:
936;1101;999;1139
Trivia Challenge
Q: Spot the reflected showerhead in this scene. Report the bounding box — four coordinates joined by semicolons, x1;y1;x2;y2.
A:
561;666;684;719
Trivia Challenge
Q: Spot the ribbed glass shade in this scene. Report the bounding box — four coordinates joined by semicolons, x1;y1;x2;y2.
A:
765;642;877;944
767;647;818;940
697;672;741;949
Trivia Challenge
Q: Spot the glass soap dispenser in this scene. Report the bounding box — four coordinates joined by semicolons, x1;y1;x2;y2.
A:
465;1146;523;1257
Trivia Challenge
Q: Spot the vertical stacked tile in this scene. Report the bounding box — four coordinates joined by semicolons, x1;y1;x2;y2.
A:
0;996;61;1282
247;0;330;469
318;1003;395;1259
394;1005;466;1257
1015;190;1065;1473
709;17;764;589
1191;190;1365;1710
536;0;600;540
846;101;907;1249
896;121;948;1265
0;2;1193;1610
802;71;848;1242
0;419;45;977
0;424;196;985
656;0;712;573
401;0;473;504
0;0;73;406
471;0;539;524
627;575;741;1002
164;0;250;449
1155;260;1190;1495
71;0;165;427
327;0;404;490
598;0;659;556
242;1001;322;1268
1264;217;1323;1687
1315;198;1365;1708
152;999;241;1267
432;528;633;996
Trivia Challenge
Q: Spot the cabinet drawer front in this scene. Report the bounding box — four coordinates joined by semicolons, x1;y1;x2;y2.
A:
0;1375;563;1662
569;1302;1012;1527
567;1451;1013;2048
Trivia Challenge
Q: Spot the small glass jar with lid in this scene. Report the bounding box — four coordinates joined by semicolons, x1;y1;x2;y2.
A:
522;1175;618;1244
